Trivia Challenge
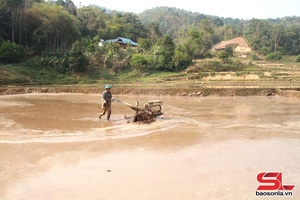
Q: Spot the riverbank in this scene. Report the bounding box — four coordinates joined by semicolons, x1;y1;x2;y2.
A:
1;85;300;98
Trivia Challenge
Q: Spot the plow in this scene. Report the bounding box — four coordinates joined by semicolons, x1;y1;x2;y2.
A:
113;98;164;123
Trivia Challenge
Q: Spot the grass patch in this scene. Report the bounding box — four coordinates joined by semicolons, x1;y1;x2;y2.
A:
0;64;32;85
0;63;79;85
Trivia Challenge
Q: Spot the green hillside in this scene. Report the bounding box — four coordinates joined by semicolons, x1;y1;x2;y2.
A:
0;1;300;87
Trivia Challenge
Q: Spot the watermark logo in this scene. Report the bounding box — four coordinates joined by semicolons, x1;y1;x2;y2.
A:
256;172;295;197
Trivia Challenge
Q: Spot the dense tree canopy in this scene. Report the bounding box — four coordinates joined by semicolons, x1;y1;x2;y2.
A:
1;2;300;73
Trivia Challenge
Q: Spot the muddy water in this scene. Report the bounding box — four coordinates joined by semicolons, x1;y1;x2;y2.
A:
0;94;300;199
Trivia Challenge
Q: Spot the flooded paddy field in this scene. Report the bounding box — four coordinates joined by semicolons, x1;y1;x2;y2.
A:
0;94;299;199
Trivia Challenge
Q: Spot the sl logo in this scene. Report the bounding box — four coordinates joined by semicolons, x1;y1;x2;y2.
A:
257;172;295;191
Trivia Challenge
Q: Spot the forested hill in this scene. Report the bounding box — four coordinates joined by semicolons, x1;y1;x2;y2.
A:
138;7;300;55
138;6;300;33
1;1;300;85
138;7;209;38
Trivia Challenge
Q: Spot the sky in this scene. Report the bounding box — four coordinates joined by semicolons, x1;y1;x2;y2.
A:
71;0;300;19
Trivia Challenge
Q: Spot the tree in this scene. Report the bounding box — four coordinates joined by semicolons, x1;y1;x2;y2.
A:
185;29;206;59
199;19;214;35
224;46;233;57
77;6;107;38
101;42;132;71
151;35;175;71
137;38;152;52
146;22;162;44
283;26;300;55
173;44;192;70
68;40;88;72
0;40;25;62
104;14;127;39
55;0;65;6
3;0;25;44
26;2;80;52
64;0;77;16
271;24;284;53
244;19;272;54
130;54;148;71
265;52;282;60
217;50;229;62
121;13;147;41
56;0;77;16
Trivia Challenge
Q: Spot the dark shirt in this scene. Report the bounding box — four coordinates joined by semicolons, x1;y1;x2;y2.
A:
102;90;112;102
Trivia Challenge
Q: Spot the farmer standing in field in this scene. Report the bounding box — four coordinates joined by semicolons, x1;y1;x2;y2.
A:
99;84;113;120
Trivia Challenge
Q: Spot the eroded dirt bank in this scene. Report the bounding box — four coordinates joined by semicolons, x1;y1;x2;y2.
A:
1;85;300;97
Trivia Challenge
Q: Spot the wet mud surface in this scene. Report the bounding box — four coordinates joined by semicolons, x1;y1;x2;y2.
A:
0;94;300;199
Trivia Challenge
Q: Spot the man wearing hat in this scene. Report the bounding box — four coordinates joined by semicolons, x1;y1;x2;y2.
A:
99;84;112;120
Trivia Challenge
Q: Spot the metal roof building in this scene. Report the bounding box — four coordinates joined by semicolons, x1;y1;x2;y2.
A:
103;37;138;47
